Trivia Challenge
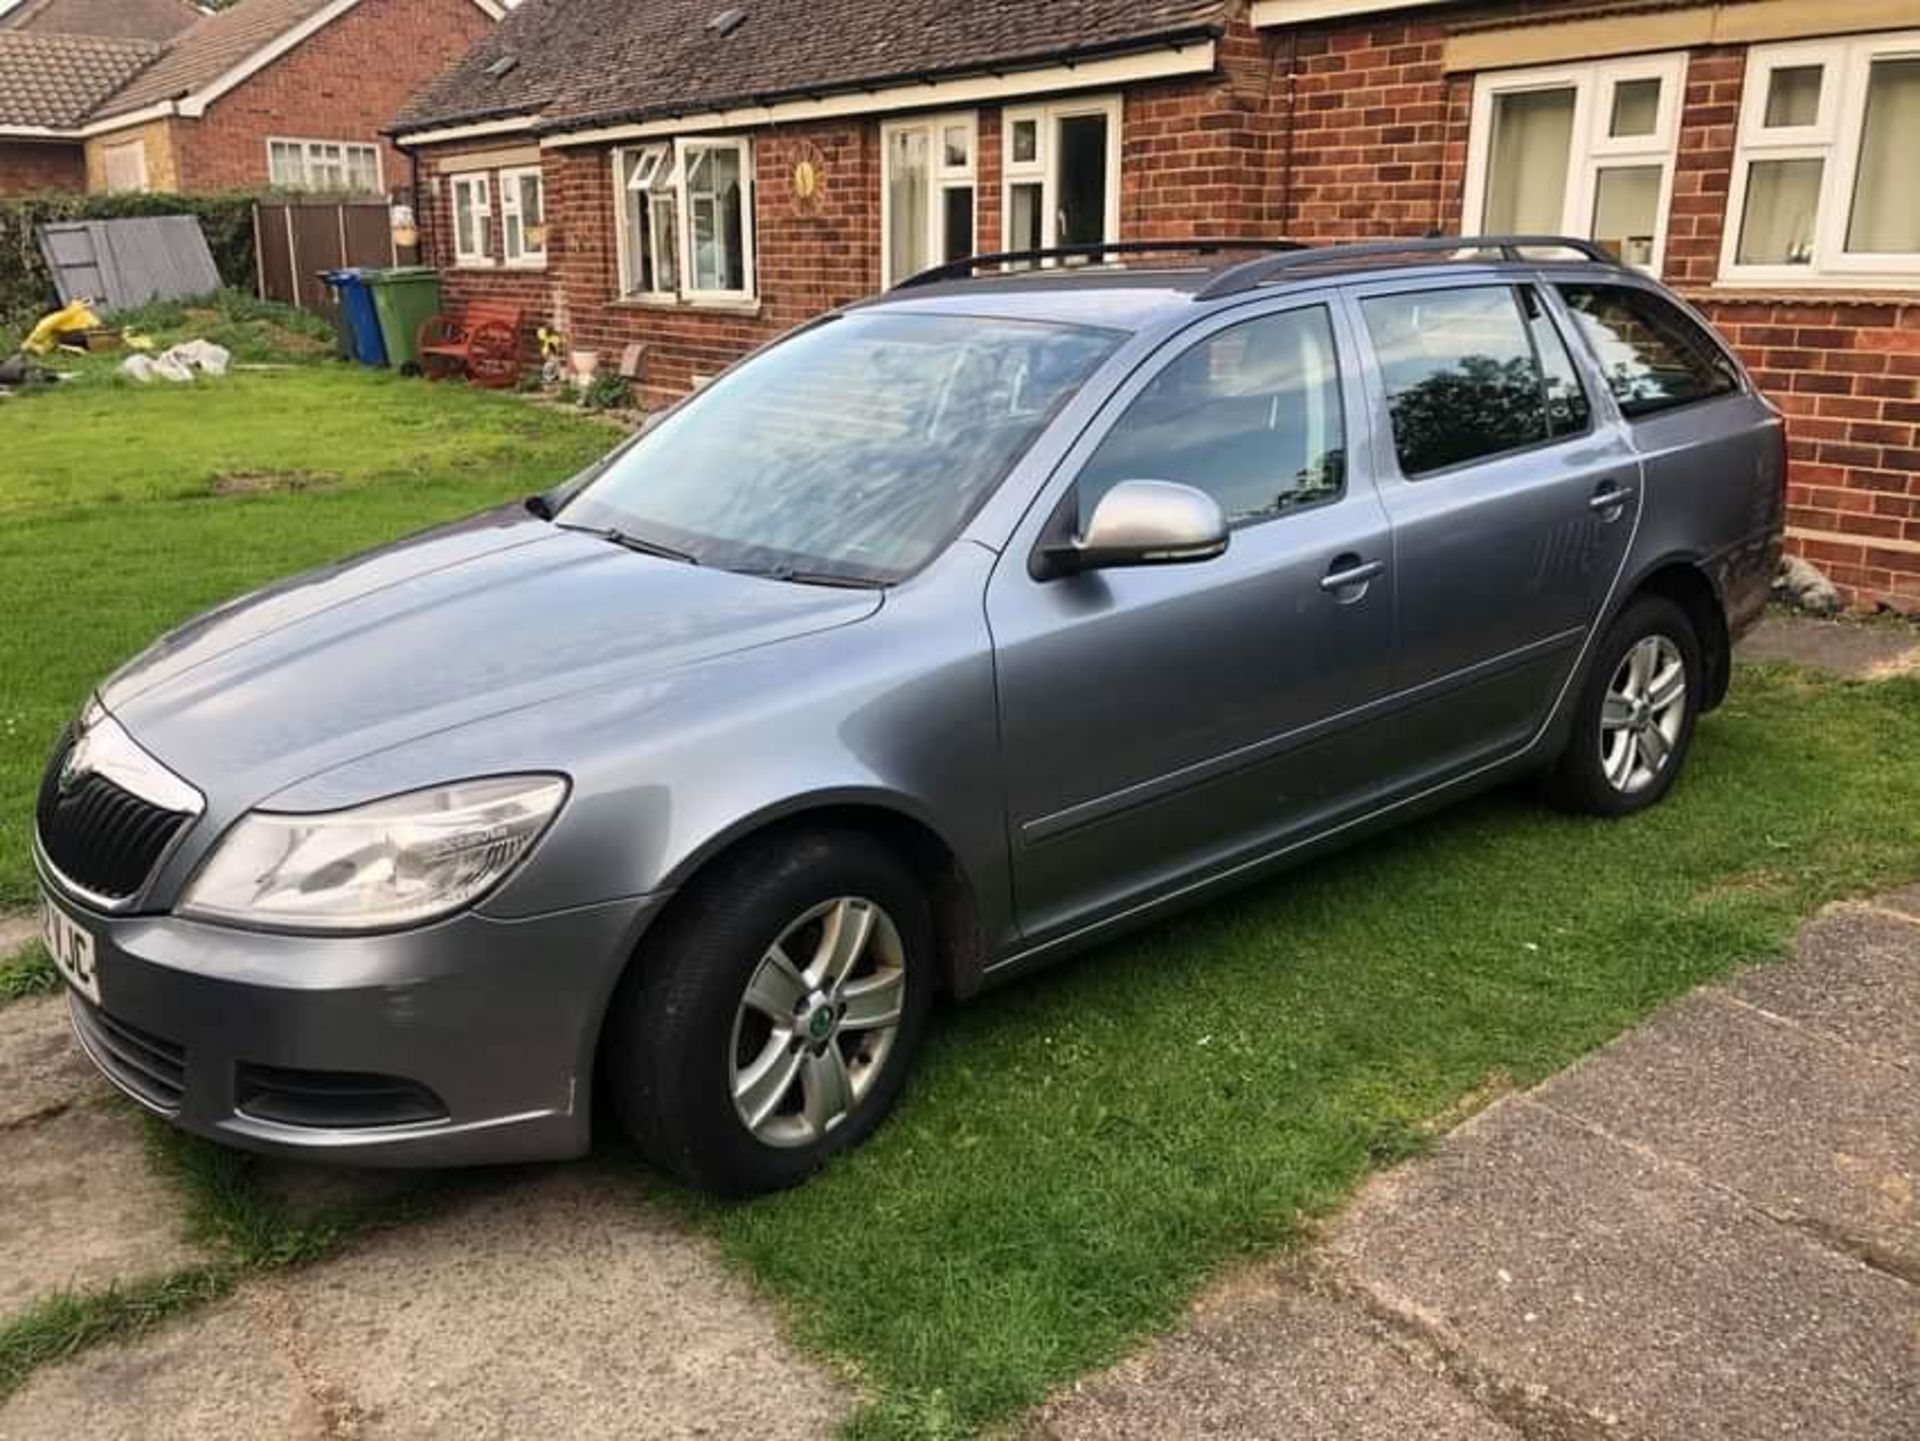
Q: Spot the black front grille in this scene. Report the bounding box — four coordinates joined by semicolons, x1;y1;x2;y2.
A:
36;727;190;901
70;996;187;1112
236;1064;448;1130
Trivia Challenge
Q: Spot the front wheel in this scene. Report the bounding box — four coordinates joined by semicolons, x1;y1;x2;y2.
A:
602;829;934;1196
1545;594;1702;817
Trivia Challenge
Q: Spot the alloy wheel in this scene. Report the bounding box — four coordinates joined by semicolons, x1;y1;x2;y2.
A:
728;896;907;1148
1599;633;1688;794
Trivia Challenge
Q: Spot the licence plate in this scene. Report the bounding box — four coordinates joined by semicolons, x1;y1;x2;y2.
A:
39;892;100;1004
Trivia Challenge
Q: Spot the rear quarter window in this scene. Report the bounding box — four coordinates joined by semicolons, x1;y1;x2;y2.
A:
1557;284;1741;419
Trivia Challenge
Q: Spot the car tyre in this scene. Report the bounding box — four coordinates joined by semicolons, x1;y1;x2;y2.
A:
1546;593;1702;818
603;828;934;1197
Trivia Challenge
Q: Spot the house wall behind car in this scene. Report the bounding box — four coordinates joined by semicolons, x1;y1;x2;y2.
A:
171;0;494;194
0;139;85;195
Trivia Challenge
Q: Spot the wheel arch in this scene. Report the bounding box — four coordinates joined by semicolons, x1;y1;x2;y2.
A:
1623;557;1732;711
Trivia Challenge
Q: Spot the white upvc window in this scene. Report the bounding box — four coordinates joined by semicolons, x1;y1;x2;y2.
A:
1721;31;1920;287
101;139;148;195
1002;94;1122;263
499;165;546;267
1462;54;1686;275
881;112;977;286
450;172;493;266
267;138;382;193
613;137;754;302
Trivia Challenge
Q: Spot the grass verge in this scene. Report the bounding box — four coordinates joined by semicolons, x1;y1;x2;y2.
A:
0;944;56;1005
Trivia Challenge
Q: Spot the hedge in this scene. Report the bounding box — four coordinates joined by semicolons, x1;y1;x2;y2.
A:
1;192;257;328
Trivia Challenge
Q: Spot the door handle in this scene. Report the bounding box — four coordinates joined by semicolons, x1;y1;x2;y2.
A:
1319;557;1385;593
1589;483;1636;515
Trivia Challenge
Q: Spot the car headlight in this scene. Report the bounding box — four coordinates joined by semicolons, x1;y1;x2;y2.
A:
179;775;568;932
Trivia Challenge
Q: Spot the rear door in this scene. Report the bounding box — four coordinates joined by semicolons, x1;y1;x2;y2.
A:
1344;277;1642;791
986;297;1398;942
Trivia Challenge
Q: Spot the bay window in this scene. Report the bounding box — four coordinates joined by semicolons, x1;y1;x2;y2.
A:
499;166;546;267
614;136;754;302
1722;32;1920;285
450;173;492;267
881;113;976;286
1002;96;1121;263
1464;55;1685;274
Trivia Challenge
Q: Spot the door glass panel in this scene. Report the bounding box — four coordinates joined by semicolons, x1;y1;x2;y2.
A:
887;127;931;282
1010;118;1038;163
1520;288;1591;438
1077;307;1345;528
1056;113;1109;248
1557;284;1739;418
1609;78;1660;137
1483;87;1575;232
1845;57;1920;255
1763;64;1823;127
942;186;973;264
1736;157;1822;264
1360;286;1549;477
1590;165;1661;268
1009;180;1043;254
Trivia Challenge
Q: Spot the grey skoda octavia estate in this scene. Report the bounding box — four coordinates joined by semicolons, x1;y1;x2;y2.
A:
36;236;1783;1195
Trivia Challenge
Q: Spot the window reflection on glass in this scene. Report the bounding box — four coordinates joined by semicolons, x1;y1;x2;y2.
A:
1736;157;1822;264
943;125;970;169
1361;286;1553;477
1520;287;1591;438
1763;64;1823;127
569;313;1120;583
1484;87;1575;232
1558;284;1738;418
1076;307;1346;529
1609;78;1661;137
685;144;745;292
1591;165;1661;268
1845;57;1920;255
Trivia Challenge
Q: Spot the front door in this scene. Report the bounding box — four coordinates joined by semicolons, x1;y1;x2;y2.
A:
985;300;1398;943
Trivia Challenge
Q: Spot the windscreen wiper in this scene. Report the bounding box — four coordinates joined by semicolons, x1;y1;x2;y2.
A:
558;523;700;566
743;566;887;590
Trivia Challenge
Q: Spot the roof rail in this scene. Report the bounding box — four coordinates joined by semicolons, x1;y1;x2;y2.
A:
1196;234;1619;300
892;239;1309;290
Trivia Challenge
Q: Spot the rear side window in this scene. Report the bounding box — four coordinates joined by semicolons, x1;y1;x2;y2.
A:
1077;305;1346;529
1557;284;1740;418
1360;285;1585;478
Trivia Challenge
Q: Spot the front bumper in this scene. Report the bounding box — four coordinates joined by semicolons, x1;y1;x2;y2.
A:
39;865;662;1167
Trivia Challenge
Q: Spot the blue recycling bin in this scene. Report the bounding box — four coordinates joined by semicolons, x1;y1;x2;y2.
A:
323;268;388;367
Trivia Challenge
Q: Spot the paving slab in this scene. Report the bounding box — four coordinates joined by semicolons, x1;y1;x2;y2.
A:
1537;988;1920;1279
1035;1268;1520;1441
1322;1098;1917;1441
2;1165;853;1440
0;1099;203;1317
1736;614;1920;679
0;991;102;1127
1730;904;1920;1071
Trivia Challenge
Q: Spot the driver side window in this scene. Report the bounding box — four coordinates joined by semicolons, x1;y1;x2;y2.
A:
1076;305;1346;529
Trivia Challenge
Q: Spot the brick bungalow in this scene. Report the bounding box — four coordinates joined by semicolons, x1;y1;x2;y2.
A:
392;0;1920;612
0;0;501;198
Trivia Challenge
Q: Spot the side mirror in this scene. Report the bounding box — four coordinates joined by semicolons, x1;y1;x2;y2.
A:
1036;480;1229;580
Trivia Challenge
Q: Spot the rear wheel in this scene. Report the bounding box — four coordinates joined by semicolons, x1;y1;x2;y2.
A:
602;829;933;1196
1546;594;1701;817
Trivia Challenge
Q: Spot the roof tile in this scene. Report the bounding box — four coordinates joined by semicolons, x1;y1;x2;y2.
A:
0;29;160;128
90;0;341;120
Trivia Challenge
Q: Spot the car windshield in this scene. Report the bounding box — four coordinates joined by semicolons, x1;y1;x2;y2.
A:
559;311;1121;584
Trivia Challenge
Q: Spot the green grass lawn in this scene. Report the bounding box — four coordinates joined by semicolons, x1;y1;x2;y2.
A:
0;358;614;909
3;346;1918;1437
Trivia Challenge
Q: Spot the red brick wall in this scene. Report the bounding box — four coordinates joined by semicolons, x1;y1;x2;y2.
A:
0;139;85;196
169;0;494;194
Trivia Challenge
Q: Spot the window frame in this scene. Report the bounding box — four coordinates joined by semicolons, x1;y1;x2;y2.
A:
449;172;493;268
101;138;149;195
265;136;383;194
1001;94;1123;261
498;164;546;269
1349;279;1598;484
1461;54;1686;277
612;136;757;304
880;111;978;287
1719;30;1920;287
